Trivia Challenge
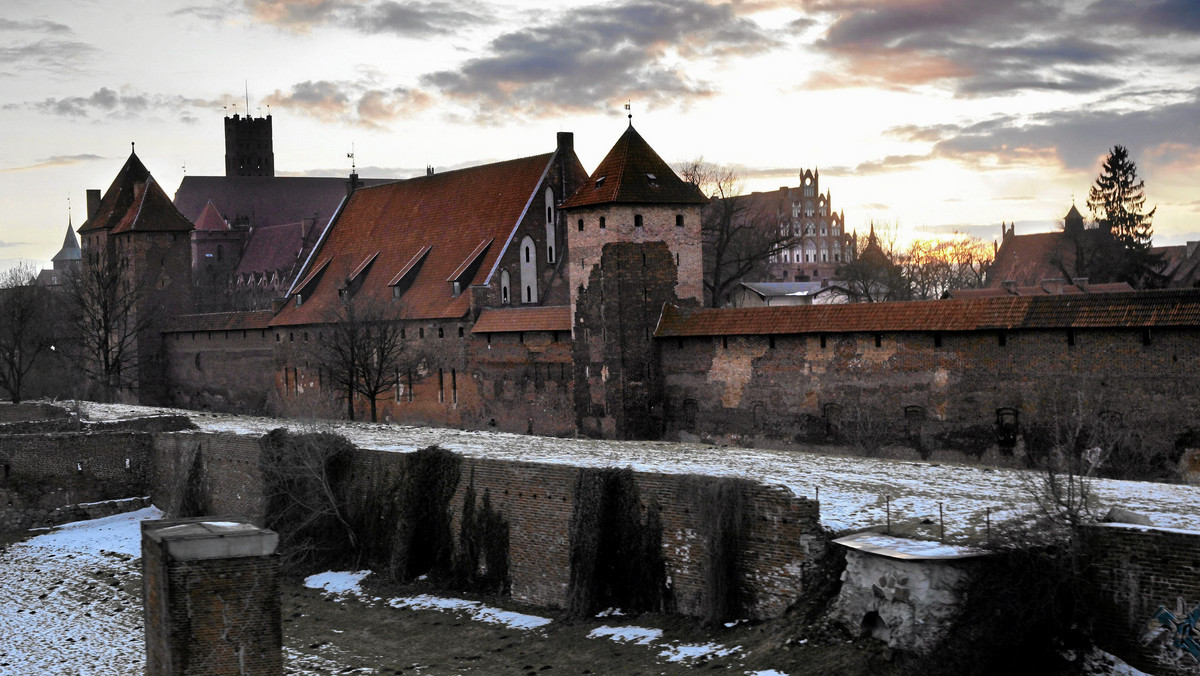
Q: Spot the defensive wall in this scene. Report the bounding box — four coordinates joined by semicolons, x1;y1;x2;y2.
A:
149;431;822;618
160;289;1200;481
655;293;1200;476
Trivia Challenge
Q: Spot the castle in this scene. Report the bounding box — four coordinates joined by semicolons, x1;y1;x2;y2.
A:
65;120;1200;474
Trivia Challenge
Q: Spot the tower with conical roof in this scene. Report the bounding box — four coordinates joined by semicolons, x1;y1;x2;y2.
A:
51;218;81;272
561;122;707;438
1064;202;1085;234
561;122;708;310
76;145;195;402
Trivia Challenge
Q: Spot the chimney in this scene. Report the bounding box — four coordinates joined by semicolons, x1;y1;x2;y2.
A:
426;165;434;176
346;172;360;197
556;131;574;155
1040;278;1065;295
86;189;101;221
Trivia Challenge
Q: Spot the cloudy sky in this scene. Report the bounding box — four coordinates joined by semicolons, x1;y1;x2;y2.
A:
2;0;1199;270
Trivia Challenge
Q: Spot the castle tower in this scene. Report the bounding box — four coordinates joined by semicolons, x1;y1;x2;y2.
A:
224;114;274;177
561;124;707;438
51;218;81;272
1065;202;1085;234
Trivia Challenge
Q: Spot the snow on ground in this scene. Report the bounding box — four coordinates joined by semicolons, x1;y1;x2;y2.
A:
387;594;554;630
0;507;160;675
658;641;742;663
78;401;1200;542
587;625;664;645
303;570;371;596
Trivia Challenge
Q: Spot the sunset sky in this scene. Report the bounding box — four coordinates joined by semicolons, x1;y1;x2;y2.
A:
2;0;1199;271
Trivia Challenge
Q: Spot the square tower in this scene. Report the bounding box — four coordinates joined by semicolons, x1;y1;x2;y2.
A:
224;114;275;177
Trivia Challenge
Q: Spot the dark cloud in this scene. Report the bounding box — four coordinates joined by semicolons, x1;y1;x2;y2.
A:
1088;0;1200;36
263;80;432;127
421;0;779;117
805;0;1127;96
244;0;486;36
5;87;235;120
0;18;72;34
0;241;31;248
0;38;99;77
862;89;1200;174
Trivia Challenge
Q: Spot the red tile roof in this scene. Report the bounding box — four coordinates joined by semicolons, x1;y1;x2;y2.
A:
561;125;707;209
174;176;392;228
163;310;274;333
234;221;311;278
79;152;193;235
472;306;572;333
948;282;1133;298
193;200;228;231
272;153;556;326
986;231;1073;287
655;289;1200;337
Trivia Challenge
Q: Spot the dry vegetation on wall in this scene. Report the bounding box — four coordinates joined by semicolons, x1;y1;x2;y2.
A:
566;468;670;620
259;429;357;572
685;476;755;626
452;469;511;595
387;445;460;582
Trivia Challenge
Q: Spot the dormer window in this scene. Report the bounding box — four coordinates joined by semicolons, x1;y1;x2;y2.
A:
595;176;606;189
646;173;658;188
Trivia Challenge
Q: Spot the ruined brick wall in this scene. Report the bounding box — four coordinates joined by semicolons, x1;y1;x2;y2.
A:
0;401;71;423
150;432;267;522
158;431;822;619
1083;523;1200;676
573;242;695;439
659;327;1200;465
165;327;276;414
0;431;152;531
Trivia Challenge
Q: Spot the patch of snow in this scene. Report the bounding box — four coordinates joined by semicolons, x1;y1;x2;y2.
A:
388;594;553;630
1081;648;1155;676
842;533;983;558
588;625;663;645
659;642;741;663
304;570;371;596
746;670;790;676
595;607;625;617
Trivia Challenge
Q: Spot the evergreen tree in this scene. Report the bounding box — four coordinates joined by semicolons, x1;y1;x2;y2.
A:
1086;145;1162;288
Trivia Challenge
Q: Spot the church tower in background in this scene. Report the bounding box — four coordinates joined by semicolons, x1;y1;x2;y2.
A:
224;114;274;177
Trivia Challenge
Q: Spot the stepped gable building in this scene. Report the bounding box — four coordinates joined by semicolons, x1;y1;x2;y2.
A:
77;147;195;401
749;169;851;284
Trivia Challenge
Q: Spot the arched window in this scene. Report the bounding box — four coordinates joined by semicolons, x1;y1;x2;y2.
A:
520;235;538;303
216;244;223;262
500;269;511;304
544;187;556;263
820;243;828;262
833;241;842;262
806;242;817;263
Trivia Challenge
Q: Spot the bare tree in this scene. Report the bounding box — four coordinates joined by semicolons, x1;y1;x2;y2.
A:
312;295;427;422
834;219;909;302
904;234;993;299
0;263;57;403
677;159;802;308
64;251;155;401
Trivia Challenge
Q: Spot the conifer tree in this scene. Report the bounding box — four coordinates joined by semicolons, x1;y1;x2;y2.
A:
1086;145;1161;287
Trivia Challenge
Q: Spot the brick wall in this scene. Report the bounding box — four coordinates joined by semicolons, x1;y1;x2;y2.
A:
165;327;276;414
156;430;822;619
151;432;267;522
1083;523;1200;676
0;431;152;532
659;327;1200;467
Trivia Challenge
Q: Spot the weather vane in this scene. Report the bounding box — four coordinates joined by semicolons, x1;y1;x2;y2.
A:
347;143;356;171
625;101;632;125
